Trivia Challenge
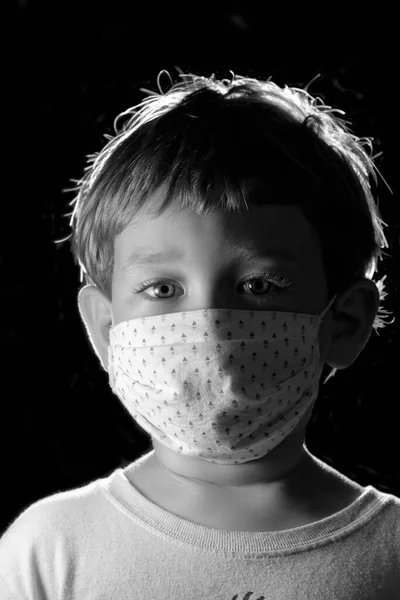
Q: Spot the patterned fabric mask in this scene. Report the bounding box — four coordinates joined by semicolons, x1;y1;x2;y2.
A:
107;296;336;465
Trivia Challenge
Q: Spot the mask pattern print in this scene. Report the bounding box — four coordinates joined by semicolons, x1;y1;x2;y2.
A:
108;297;335;465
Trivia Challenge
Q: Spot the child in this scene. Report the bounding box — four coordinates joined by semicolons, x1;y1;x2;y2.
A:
1;68;398;599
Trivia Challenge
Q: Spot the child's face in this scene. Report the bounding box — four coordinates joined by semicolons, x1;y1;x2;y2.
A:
109;185;334;490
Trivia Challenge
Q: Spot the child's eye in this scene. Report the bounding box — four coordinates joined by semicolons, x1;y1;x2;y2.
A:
132;271;293;304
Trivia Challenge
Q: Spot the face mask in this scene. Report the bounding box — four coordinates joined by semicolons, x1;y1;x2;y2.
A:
107;296;336;465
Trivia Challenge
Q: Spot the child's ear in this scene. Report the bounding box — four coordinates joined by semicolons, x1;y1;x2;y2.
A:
325;278;380;371
77;285;112;371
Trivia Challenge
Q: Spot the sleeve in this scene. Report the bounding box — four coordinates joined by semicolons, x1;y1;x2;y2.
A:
0;575;22;600
0;505;57;600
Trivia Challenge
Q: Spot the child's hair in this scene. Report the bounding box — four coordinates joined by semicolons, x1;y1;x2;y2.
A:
62;67;394;341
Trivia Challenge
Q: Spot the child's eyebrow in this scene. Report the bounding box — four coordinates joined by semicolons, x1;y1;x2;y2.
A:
123;243;297;272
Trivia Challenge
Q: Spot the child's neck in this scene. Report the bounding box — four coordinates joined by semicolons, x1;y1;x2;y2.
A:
151;429;308;491
128;447;364;532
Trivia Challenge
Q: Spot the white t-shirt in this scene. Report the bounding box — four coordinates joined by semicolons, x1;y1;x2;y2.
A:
1;450;399;599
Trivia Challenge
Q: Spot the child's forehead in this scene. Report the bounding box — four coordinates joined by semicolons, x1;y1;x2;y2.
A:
116;199;321;268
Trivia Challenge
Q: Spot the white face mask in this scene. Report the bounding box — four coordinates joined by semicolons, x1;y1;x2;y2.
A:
107;296;336;465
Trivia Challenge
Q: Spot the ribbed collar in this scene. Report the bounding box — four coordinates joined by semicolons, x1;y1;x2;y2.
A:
103;450;390;554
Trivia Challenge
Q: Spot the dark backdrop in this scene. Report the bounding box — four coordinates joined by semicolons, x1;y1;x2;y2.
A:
4;1;399;534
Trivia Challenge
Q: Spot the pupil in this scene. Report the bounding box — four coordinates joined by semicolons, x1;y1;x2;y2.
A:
252;279;264;291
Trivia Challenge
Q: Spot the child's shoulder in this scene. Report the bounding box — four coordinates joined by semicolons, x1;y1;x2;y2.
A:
307;467;364;518
1;476;107;545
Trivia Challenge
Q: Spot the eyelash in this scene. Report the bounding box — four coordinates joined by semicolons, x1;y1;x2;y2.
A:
132;270;294;304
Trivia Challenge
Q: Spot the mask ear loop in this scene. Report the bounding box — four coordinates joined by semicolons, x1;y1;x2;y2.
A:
318;294;339;385
319;294;337;321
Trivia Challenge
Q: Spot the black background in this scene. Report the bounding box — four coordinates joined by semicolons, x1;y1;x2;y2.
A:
4;1;399;534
